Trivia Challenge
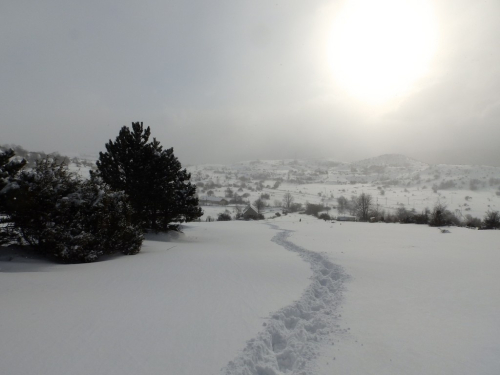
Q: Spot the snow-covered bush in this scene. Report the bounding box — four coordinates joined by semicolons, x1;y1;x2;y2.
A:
414;209;430;225
428;202;447;226
2;159;143;263
428;202;461;227
289;202;303;213
318;213;331;221
217;212;232;221
464;214;482;228
483;210;500;229
305;203;323;217
396;206;414;223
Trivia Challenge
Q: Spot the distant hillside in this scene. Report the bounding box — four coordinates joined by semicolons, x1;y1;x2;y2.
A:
187;153;500;221
1;144;96;176
353;154;428;169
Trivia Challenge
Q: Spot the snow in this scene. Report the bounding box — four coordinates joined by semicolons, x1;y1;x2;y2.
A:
0;222;311;375
2;214;500;374
272;215;500;374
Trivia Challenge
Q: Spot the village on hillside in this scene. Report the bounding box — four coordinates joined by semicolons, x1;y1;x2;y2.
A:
187;154;500;224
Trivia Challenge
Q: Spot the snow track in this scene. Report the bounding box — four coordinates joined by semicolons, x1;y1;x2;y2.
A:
222;224;348;375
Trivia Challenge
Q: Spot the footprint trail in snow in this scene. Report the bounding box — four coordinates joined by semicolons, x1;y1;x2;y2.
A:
222;224;349;375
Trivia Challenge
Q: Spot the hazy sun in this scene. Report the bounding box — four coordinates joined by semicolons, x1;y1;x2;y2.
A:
328;0;438;103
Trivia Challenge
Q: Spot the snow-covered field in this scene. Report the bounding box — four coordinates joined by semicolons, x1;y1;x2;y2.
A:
275;214;500;375
0;222;310;375
2;215;499;374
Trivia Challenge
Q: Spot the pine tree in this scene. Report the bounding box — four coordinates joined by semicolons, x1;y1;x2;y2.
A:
94;122;202;231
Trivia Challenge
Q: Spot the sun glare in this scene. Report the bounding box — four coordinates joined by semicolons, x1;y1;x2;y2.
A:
328;0;438;103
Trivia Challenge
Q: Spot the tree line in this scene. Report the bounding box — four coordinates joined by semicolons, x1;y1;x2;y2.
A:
279;190;500;229
335;192;499;228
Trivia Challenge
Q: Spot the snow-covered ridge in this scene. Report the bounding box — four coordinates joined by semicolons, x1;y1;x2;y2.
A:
352;153;428;169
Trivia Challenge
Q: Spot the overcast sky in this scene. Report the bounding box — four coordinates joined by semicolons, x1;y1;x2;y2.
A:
2;0;500;165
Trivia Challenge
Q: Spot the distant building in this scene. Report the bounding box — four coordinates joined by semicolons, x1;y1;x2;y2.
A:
242;205;259;220
200;196;229;206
